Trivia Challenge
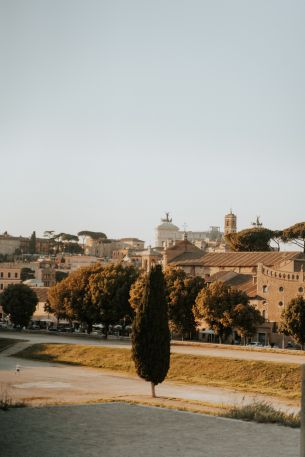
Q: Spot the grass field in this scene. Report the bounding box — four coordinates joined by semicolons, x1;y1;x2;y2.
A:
15;343;301;401
0;337;25;352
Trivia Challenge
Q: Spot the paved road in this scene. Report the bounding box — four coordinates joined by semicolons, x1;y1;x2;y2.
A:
0;403;299;457
2;329;305;364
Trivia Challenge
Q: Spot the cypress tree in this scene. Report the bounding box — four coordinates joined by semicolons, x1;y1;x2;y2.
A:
131;265;170;398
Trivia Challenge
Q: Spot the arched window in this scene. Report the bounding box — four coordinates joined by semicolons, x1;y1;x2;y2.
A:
279;286;284;292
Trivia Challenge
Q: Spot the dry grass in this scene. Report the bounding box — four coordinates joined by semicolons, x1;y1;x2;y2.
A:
224;401;300;428
0;384;26;411
16;343;301;400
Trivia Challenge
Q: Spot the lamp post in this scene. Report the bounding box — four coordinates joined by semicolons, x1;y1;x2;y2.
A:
281;291;285;349
300;364;305;457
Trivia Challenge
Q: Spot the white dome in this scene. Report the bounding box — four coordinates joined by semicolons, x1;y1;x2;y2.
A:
156;221;179;231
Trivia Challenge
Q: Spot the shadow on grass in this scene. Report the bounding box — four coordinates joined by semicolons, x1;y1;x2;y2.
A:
13;343;82;367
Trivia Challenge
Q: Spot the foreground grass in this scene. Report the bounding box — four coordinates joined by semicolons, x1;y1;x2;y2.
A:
16;343;301;400
224;401;300;428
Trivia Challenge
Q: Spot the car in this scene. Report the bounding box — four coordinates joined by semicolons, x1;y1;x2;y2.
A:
0;321;8;329
246;341;264;347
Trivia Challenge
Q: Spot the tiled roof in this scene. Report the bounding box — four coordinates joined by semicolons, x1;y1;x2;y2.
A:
31;287;49;303
171;251;205;262
173;251;302;267
207;271;257;298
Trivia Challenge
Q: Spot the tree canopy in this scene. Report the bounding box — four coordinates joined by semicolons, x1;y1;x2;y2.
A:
281;222;305;252
89;263;138;336
131;265;170;397
1;284;38;328
165;267;204;338
77;231;107;240
280;295;305;348
195;281;264;343
225;227;275;252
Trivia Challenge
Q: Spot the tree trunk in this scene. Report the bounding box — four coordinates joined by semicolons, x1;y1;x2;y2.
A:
151;382;156;398
87;322;92;334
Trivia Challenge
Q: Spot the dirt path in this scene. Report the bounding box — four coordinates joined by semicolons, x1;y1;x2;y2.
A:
0;342;299;414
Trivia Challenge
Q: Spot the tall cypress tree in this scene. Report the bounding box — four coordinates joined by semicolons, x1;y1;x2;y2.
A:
131;265;170;398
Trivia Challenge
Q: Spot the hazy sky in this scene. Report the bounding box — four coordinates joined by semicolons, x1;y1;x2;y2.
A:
1;0;304;244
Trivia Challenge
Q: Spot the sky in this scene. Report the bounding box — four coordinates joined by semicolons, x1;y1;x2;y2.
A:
0;0;304;245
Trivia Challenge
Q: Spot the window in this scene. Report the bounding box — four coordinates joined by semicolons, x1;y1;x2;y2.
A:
262;285;268;293
15;272;18;278
278;301;283;306
0;272;3;278
0;284;3;290
279;286;284;292
299;287;304;293
8;272;11;278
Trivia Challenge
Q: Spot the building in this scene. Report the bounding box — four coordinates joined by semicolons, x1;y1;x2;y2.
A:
173;250;305;345
155;213;225;251
224;210;237;237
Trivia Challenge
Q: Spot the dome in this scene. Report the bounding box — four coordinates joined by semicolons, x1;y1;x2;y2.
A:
156;221;179;231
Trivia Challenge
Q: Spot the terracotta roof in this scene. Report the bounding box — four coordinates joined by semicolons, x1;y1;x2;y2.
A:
207;271;257;298
173;251;302;267
31;287;49;303
170;251;204;262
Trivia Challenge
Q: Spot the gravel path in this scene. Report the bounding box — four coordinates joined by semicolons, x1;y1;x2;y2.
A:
0;403;299;457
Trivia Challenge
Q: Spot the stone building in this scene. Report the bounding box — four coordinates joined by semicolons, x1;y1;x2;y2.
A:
155;213;225;251
172;250;305;345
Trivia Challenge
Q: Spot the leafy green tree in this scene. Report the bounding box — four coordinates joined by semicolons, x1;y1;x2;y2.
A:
62;265;103;333
20;267;35;281
165;267;204;339
280;296;305;349
29;231;37;254
0;284;38;328
129;273;147;311
55;271;68;283
78;230;107;240
46;281;71;323
132;265;170;397
89;263;138;337
281;223;305;252
43;230;55;255
225;227;275;252
195;282;261;344
231;303;264;345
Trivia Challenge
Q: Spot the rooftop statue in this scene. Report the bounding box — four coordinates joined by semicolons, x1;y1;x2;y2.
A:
162;212;172;223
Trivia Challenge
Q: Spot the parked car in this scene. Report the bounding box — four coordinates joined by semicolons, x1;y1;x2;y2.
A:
246;341;264;347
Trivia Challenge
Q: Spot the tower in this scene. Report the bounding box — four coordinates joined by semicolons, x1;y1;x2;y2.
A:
224;210;237;236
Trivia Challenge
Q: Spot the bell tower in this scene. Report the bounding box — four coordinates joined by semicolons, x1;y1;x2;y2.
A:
224;209;237;236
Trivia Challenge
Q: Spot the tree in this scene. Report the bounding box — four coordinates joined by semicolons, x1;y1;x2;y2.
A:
280;296;305;349
89;263;138;337
129;273;147;311
43;230;55;255
62;265;103;333
194;281;262;344
281;223;305;252
29;231;36;254
77;230;107;241
225;228;275;252
231;303;264;345
0;284;38;328
20;267;35;281
46;281;71;323
131;265;170;398
164;267;204;339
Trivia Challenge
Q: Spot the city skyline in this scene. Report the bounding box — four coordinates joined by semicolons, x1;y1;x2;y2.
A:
1;1;304;244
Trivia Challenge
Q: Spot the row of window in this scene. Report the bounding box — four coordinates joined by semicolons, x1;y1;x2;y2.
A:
0;272;19;279
263;285;304;293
